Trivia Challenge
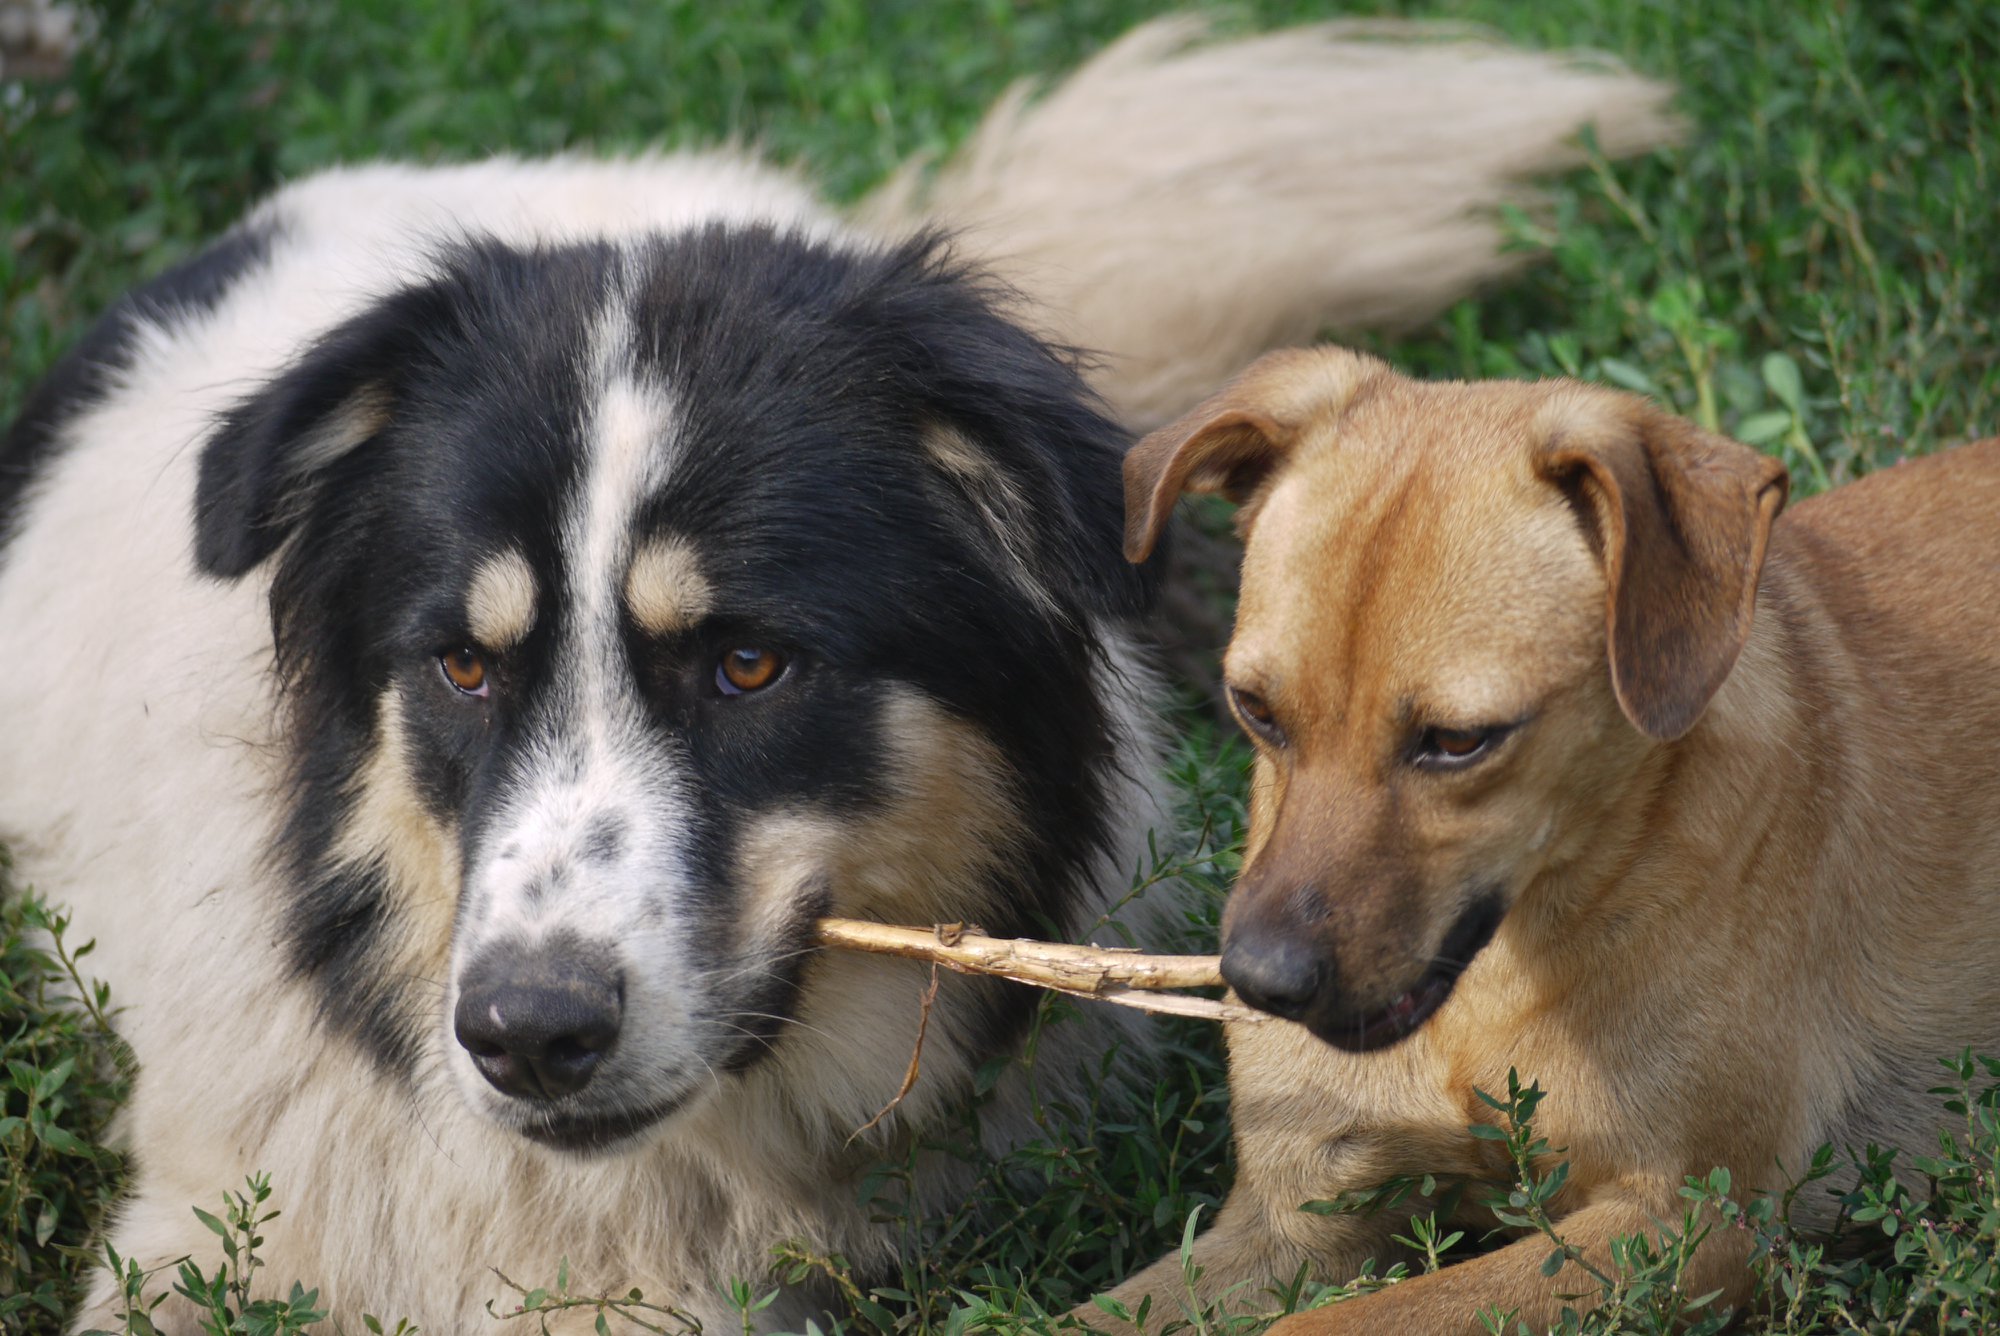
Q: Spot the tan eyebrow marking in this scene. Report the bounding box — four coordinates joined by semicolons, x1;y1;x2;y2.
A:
625;536;713;635
465;549;538;649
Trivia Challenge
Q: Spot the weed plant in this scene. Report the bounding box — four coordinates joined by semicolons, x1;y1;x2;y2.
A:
4;0;1997;1332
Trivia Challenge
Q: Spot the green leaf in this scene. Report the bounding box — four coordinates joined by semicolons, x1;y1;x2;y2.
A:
34;1200;59;1247
1180;1203;1204;1257
1598;358;1659;395
1094;1295;1134;1322
1735;410;1794;445
36;1121;95;1156
35;1055;76;1101
1762;352;1805;412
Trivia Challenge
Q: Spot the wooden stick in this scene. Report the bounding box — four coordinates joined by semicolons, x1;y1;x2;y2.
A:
812;916;1278;1025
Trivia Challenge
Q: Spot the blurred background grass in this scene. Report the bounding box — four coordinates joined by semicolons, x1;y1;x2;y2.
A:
2;0;1997;1331
5;0;1996;478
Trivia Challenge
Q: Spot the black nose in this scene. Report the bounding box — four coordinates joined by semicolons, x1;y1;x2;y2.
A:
454;946;624;1100
1220;926;1329;1023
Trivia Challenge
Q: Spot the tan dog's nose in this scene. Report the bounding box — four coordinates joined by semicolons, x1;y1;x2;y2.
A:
1220;915;1329;1023
1223;845;1507;1051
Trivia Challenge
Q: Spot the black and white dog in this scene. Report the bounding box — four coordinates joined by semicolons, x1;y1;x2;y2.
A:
0;22;1676;1333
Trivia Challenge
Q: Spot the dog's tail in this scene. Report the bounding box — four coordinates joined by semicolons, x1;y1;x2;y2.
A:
856;17;1680;430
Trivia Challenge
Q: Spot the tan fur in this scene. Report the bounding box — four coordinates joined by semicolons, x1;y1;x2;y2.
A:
624;535;713;635
286;387;391;478
1093;347;2000;1333
336;695;460;987
729;688;1024;937
465;549;539;649
923;424;1061;619
730;688;1045;1143
861;19;1680;430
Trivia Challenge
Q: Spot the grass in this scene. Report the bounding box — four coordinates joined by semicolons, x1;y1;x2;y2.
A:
3;0;1998;1332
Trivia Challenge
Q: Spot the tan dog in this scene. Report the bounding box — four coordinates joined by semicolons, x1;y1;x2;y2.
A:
1094;346;2000;1334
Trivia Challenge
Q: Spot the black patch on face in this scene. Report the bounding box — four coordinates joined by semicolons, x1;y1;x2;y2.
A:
580;814;626;866
192;225;1161;1083
288;857;429;1073
712;874;835;1074
0;220;278;559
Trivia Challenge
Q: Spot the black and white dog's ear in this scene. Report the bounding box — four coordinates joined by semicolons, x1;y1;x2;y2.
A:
887;243;1162;624
195;282;452;578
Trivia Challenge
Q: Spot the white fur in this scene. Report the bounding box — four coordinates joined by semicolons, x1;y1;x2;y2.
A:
862;16;1681;429
0;19;1681;1331
0;153;1164;1335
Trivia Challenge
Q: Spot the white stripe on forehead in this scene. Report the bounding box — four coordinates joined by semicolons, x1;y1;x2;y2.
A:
450;283;703;1002
567;296;677;633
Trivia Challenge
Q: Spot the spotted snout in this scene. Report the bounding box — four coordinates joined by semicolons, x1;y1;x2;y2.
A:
454;939;625;1100
1221;862;1504;1052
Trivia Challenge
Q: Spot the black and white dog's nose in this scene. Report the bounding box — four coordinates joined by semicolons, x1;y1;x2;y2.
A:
454;947;624;1100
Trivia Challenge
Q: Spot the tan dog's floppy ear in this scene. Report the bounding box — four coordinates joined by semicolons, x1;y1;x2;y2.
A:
1542;405;1790;741
1122;347;1378;561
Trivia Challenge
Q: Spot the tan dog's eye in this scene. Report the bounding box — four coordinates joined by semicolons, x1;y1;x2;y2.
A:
1415;724;1506;770
441;647;490;697
718;647;785;696
1228;684;1283;743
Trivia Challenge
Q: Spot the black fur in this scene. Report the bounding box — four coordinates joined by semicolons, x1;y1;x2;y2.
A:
1;221;278;558
194;227;1161;1083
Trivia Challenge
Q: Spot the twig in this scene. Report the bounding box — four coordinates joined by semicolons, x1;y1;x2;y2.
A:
487;1266;702;1334
812;917;1278;1024
849;964;941;1144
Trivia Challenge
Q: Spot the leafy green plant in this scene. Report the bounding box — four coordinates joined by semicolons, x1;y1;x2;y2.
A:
1467;1072;1734;1336
484;1255;704;1335
1;871;130;1331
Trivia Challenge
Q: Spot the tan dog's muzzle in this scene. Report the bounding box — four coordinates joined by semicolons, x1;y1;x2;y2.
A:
1222;835;1505;1053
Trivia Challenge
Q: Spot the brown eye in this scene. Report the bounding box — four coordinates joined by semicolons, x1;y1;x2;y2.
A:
441;646;489;696
1415;724;1510;770
717;647;784;696
1433;728;1486;757
1227;684;1281;742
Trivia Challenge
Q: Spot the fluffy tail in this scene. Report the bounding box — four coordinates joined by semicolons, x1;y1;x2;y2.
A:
858;17;1680;430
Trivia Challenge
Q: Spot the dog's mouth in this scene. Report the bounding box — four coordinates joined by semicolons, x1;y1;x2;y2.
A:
517;1094;692;1155
1316;893;1505;1053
